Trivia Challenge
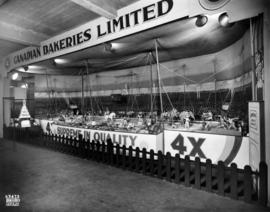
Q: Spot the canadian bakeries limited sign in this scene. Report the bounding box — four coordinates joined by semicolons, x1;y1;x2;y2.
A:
8;0;189;69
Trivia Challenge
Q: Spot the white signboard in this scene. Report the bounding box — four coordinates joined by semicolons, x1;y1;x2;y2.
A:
40;120;163;153
248;102;263;171
164;130;249;169
6;0;189;70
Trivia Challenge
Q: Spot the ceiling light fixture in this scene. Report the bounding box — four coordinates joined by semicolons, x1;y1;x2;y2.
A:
21;83;28;89
195;15;208;27
54;58;69;64
104;42;113;52
11;72;19;80
16;66;28;72
218;13;233;27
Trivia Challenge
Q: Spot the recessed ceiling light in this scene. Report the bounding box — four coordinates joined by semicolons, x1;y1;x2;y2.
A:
195;15;208;27
218;13;233;27
11;72;19;80
54;58;69;64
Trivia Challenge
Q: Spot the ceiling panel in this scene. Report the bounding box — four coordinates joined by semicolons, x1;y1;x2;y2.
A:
0;0;139;37
0;39;26;58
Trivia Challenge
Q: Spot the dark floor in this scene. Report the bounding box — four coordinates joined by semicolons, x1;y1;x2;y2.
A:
0;139;269;212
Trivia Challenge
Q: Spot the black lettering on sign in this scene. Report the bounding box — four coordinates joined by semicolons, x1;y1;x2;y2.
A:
188;137;206;158
171;134;187;155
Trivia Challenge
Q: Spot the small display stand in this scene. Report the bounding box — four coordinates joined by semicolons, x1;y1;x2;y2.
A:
18;100;31;128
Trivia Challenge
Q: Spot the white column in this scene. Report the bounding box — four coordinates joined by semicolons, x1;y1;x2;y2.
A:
0;60;3;138
263;5;270;205
0;59;10;138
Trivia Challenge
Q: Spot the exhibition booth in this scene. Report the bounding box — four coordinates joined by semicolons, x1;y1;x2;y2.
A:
2;0;267;171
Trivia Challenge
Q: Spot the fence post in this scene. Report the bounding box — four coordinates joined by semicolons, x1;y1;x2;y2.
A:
76;138;80;156
72;137;76;155
217;161;225;196
60;135;64;152
90;140;95;159
116;144;120;167
184;156;190;187
66;135;70;153
47;133;51;148
48;133;51;148
43;133;47;147
57;135;60;151
59;135;63;152
96;141;101;162
122;145;126;169
101;142;106;163
206;159;212;192
142;148;147;175
259;162;268;206
68;137;73;154
58;135;61;151
157;151;163;179
135;148;140;173
109;140;114;165
166;152;171;182
62;135;66;153
128;146;133;170
230;163;238;200
150;150;155;176
175;154;180;184
52;134;56;149
243;165;252;203
93;141;98;161
195;157;201;189
55;134;59;150
82;138;87;159
56;134;60;151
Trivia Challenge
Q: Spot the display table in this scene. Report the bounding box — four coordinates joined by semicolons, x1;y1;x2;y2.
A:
40;120;163;153
40;119;249;168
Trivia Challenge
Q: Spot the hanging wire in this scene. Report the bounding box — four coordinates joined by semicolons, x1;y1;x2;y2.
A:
159;63;197;84
160;80;175;110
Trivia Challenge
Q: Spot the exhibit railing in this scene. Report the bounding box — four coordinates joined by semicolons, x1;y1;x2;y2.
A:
3;126;268;207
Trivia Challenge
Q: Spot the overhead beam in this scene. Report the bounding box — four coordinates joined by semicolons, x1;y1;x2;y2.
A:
0;21;48;46
70;0;117;19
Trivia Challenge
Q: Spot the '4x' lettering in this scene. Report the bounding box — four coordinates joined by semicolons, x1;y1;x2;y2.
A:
171;134;206;159
188;137;206;158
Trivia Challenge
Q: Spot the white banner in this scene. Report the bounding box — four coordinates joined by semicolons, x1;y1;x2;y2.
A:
164;130;249;169
40;120;163;153
6;0;189;70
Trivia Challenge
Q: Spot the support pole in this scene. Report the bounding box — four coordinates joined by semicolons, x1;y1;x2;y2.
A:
85;61;93;114
250;18;257;101
214;59;217;112
263;6;270;205
149;52;153;117
81;70;85;115
45;70;52;115
155;39;163;115
183;65;186;109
